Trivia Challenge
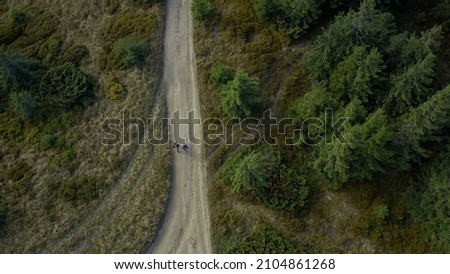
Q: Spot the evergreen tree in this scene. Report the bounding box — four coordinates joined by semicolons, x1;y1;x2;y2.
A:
407;157;450;253
256;0;326;38
289;84;338;124
10;90;39;120
329;46;386;102
387;26;442;70
0;48;39;90
220;146;281;193
397;84;450;157
303;0;395;80
387;53;436;115
315;109;394;188
220;71;261;118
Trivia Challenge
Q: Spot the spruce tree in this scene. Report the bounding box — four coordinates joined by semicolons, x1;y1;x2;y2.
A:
329;46;385;102
397;84;450;157
220;70;261;118
387;53;436;115
220;146;281;193
315;109;394;188
303;0;394;81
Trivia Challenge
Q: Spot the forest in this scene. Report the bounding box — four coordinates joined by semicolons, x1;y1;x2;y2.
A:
193;0;449;253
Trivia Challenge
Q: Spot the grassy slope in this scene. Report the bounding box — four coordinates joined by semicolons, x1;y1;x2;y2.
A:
0;1;169;253
193;0;437;253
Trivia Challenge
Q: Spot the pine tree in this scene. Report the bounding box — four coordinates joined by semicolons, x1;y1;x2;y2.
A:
303;0;395;81
329;46;386;102
220;146;281;193
0;48;39;90
387;53;436;115
387;26;442;70
315;109;394;188
397;84;450;157
220;70;261;118
10;90;39;120
289;84;338;124
407;157;450;252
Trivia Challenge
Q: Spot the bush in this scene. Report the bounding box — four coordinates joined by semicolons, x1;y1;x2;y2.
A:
108;79;127;100
60;149;76;165
210;64;234;85
110;36;149;69
373;203;389;220
40;134;55;150
9;7;27;24
224;225;302;254
259;165;310;212
60;177;99;203
38;62;88;108
192;0;213;21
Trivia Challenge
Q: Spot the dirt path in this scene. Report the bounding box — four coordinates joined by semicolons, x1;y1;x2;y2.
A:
148;0;211;254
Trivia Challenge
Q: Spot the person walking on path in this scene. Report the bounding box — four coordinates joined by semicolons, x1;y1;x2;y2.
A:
182;144;189;153
173;142;180;153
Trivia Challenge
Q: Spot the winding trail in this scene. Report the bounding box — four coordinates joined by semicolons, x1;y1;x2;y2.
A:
148;0;211;253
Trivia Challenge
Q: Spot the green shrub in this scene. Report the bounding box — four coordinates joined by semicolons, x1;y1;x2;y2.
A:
104;9;158;42
55;137;66;150
60;112;78;128
224;225;302;254
9;7;27;24
38;62;88;108
192;0;213;21
60;177;99;203
259;165;310;212
40;134;55;150
210;64;234;85
373;203;389;220
110;36;149;69
108;79;127;100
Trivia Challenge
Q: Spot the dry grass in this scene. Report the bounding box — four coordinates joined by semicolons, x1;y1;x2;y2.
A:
0;0;169;253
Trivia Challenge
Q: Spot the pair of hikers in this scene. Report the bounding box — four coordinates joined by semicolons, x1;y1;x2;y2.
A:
173;142;188;153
